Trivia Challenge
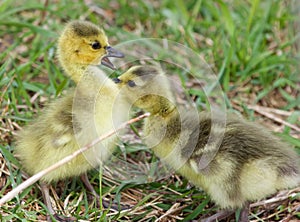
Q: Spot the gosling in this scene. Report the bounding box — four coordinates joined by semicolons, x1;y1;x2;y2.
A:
15;21;128;221
114;65;300;222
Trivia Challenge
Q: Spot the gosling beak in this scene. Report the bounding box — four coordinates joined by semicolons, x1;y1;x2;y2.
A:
113;78;122;84
101;46;124;70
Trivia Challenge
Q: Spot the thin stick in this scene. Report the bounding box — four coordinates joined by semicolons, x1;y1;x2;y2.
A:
0;113;150;206
248;105;295;117
249;106;300;132
250;187;300;208
155;203;186;222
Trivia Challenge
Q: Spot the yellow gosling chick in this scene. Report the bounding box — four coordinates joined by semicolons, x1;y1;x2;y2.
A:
114;66;300;222
15;21;128;221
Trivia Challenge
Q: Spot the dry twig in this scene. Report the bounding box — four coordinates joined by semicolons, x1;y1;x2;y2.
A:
0;113;150;205
249;105;300;132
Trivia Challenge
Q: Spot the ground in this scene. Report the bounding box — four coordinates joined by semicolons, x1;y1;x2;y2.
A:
0;0;299;221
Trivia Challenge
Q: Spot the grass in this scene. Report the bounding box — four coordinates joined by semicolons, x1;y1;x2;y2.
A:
0;0;299;221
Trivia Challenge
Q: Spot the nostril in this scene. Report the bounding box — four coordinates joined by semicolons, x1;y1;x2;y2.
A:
105;46;111;50
113;78;121;83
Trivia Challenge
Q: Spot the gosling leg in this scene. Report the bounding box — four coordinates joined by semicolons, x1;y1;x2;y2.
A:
238;203;250;222
80;173;129;211
80;173;99;200
40;182;55;217
40;182;76;222
80;173;111;209
201;209;235;222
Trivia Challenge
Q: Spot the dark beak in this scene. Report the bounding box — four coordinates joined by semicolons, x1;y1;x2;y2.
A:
113;78;122;84
101;46;124;70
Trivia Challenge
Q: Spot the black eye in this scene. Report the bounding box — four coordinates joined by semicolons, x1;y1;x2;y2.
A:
127;80;136;87
91;41;101;49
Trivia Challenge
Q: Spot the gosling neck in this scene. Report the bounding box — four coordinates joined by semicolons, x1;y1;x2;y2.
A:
59;57;89;84
151;97;176;117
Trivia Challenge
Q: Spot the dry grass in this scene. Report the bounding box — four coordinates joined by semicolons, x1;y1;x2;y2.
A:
0;0;299;221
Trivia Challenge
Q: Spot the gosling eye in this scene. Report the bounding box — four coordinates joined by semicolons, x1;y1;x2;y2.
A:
127;80;136;87
91;41;101;49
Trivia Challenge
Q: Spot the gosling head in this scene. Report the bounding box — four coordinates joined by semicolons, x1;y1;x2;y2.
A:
57;20;124;79
114;66;175;114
